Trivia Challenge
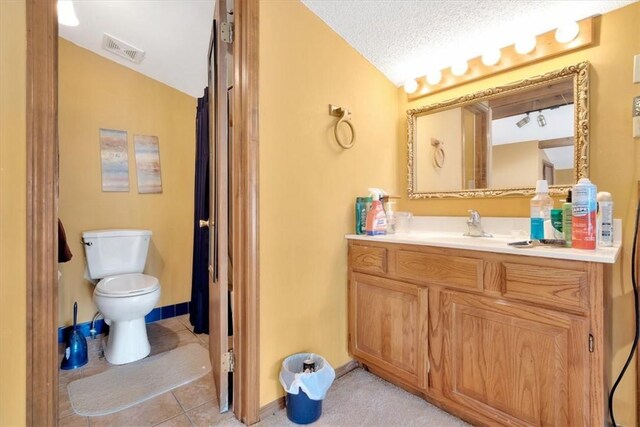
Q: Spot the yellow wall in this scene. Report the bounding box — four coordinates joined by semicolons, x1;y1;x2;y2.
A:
556;168;573;185
259;0;400;406
492;140;543;188
0;1;27;425
58;39;196;325
415;108;462;191
399;4;640;425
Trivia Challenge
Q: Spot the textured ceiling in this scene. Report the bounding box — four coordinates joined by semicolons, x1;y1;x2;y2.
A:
59;1;215;98
301;0;637;86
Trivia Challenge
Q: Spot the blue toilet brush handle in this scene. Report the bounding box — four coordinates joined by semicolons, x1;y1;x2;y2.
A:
73;302;78;331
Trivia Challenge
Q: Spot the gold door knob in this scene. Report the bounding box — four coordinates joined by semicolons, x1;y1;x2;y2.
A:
199;219;211;228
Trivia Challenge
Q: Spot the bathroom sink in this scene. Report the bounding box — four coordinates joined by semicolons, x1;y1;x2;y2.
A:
404;232;512;243
387;232;517;250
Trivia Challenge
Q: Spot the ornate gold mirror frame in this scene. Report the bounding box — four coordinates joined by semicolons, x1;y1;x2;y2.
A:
407;61;589;198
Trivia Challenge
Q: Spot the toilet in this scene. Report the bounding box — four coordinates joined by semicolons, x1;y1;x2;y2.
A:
82;229;161;365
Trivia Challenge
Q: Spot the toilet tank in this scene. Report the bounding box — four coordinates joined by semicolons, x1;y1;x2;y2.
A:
82;229;152;279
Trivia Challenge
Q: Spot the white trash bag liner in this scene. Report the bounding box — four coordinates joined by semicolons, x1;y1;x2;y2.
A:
279;353;335;401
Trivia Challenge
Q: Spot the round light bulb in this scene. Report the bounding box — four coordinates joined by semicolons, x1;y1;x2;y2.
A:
515;35;537;54
426;69;442;85
481;48;501;66
555;21;579;43
404;79;418;94
451;60;468;77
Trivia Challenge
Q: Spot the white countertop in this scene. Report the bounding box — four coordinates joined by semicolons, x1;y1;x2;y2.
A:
346;216;622;264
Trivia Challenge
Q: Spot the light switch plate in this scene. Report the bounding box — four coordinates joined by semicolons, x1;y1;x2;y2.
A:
635;54;640;84
635;97;640;138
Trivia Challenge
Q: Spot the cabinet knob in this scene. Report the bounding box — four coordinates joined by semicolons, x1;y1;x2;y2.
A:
199;219;212;228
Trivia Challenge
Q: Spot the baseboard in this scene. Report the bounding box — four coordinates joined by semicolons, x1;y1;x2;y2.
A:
334;359;360;378
258;359;360;421
57;301;190;343
258;395;285;420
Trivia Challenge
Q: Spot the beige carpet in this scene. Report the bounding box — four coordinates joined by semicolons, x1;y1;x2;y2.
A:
68;343;211;416
256;368;469;427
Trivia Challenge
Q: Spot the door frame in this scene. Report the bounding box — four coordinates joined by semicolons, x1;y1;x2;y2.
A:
25;2;59;424
24;0;260;424
231;0;260;423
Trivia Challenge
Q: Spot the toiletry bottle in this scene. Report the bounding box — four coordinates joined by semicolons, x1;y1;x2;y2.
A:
365;189;387;236
597;191;613;247
530;180;553;240
355;197;367;235
572;178;597;249
550;209;563;239
562;190;572;247
382;196;397;235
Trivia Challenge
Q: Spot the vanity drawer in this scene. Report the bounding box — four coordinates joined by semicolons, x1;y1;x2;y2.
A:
394;250;483;292
502;262;588;312
349;244;387;275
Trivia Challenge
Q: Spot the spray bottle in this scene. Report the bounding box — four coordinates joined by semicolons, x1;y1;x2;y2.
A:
365;188;387;236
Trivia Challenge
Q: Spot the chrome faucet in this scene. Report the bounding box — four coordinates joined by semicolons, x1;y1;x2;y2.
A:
464;210;492;237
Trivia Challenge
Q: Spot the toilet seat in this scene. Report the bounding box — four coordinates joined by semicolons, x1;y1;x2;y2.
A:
95;273;160;297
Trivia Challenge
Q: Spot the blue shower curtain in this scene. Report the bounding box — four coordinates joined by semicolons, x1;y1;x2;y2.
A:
190;88;210;334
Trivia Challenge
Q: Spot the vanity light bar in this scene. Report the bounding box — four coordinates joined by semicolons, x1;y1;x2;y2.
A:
406;16;594;101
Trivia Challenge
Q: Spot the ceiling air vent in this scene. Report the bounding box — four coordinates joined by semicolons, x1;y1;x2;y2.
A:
101;34;145;64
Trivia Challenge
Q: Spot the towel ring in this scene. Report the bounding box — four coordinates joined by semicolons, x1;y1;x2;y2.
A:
329;104;355;149
431;138;445;169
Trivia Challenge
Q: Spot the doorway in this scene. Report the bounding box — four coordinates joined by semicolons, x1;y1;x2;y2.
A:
25;1;259;424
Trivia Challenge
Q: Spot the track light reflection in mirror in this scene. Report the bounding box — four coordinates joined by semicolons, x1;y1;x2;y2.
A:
516;114;531;128
537;113;547;127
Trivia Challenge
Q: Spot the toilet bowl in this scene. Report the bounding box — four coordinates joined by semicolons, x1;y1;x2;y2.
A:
82;229;161;365
94;273;160;364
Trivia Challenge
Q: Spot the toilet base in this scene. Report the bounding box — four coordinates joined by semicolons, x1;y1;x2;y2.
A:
104;317;151;365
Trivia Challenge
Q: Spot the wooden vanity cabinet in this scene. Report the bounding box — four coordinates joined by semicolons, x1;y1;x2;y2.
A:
348;240;606;426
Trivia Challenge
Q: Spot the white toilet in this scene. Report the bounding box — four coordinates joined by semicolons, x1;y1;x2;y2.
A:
82;229;161;365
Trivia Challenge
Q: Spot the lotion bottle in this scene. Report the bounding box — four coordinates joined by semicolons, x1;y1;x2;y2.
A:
597;191;613;247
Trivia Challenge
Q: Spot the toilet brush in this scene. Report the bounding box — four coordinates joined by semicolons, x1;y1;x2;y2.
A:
61;302;88;370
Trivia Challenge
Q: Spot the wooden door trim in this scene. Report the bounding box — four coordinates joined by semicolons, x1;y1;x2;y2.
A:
232;0;260;424
25;1;58;425
27;1;260;425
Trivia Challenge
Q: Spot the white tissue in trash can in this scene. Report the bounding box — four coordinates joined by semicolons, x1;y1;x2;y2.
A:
279;353;335;401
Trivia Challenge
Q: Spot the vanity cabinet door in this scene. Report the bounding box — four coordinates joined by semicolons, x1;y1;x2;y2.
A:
441;291;589;426
349;272;428;391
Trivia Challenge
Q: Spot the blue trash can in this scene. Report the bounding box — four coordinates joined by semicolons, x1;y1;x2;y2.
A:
286;389;322;424
279;353;335;425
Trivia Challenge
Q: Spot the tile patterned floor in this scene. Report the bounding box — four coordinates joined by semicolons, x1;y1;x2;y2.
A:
58;315;236;427
59;315;466;427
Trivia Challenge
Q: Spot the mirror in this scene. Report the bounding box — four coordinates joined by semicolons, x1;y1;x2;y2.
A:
408;61;589;198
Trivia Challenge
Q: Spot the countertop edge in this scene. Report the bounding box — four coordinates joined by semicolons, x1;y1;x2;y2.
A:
345;234;621;264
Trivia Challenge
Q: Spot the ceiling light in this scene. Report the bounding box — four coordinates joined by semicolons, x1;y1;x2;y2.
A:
537;113;547;127
515;35;537;55
404;79;418;94
481;48;501;66
426;69;442;85
555;21;579;43
57;0;79;27
516;114;531;128
451;60;468;77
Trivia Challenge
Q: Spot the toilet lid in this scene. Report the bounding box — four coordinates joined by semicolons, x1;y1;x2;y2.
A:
95;273;160;297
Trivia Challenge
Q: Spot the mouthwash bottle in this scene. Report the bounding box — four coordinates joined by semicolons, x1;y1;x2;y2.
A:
530;180;553;240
